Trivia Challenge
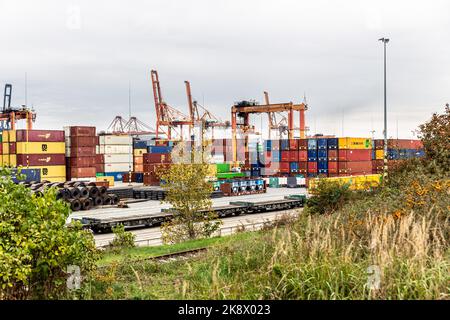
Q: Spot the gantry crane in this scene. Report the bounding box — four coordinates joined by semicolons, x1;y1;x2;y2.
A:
1;84;36;130
150;70;192;140
231;98;308;166
107;115;158;135
264;91;289;139
184;80;230;140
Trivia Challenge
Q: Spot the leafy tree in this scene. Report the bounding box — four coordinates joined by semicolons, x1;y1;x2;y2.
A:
417;104;450;172
157;149;222;244
0;168;99;299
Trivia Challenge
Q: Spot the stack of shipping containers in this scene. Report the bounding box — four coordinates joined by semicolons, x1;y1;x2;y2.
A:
7;129;66;182
133;138;147;174
307;138;318;177
96;135;133;181
327;138;338;176
65;126;97;181
143;140;172;186
337;137;373;175
372;139;424;173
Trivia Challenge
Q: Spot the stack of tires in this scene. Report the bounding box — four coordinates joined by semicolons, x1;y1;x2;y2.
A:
21;180;120;211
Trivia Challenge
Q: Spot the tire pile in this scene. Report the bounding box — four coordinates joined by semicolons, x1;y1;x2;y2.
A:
20;180;120;211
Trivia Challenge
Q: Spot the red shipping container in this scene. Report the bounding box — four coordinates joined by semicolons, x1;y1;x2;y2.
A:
9;142;16;154
69;156;96;167
16;154;66;166
68;146;96;157
338;161;372;175
298;161;307;173
69;167;96;178
328;161;338;174
289;139;298;150
328;149;338;161
298;150;307;161
279;162;290;173
289;150;299;162
70;136;97;147
375;139;423;150
338;149;372;162
298;139;308;150
308;161;318;173
281;151;289;162
69;126;96;137
143;153;171;164
16;130;65;142
95;163;104;173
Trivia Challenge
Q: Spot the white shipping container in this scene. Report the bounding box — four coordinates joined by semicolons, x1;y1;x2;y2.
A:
104;162;132;172
102;154;132;164
278;177;287;186
99;135;132;145
99;145;132;154
296;177;306;186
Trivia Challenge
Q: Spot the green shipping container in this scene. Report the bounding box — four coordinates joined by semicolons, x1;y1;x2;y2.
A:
96;173;105;177
216;172;245;179
269;177;279;188
216;163;231;173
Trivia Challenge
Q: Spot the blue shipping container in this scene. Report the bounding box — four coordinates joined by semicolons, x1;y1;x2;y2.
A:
105;172;127;182
251;169;261;177
318;161;328;170
307;139;317;150
307;149;318;161
327;138;338;149
11;168;41;183
272;150;281;162
133;140;147;149
148;146;172;153
281;139;290;151
264;140;272;151
317;138;328;149
134;173;144;183
318;149;328;160
290;162;299;172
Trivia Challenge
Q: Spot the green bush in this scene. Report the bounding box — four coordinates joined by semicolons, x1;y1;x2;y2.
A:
109;225;136;251
0;168;99;299
305;179;354;215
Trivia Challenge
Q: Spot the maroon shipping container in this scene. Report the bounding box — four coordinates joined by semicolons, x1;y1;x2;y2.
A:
95;163;104;173
298;150;307;161
307;161;318;173
16;130;65;142
68;156;96;167
279;162;290;173
374;139;423;150
328;161;338;174
338;161;372;175
143;173;160;186
289;139;298;150
328;149;338;161
69;126;96;137
68;146;96;157
143;163;170;173
16;154;66;166
70;136;97;147
298;161;307;173
8;142;16;154
69;167;96;178
281;151;289;162
289;150;299;162
338;149;372;162
298;139;308;150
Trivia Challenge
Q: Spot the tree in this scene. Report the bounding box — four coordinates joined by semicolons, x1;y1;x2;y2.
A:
417;104;450;171
0;168;99;299
157;146;222;244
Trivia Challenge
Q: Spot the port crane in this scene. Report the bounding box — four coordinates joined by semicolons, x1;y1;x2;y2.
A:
107;115;158;135
1;84;36;130
151;70;192;140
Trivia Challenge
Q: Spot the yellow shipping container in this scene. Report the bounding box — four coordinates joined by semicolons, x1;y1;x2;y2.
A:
375;150;384;160
3;154;17;167
44;176;66;183
133;148;147;156
16;142;65;154
2;131;8;142
309;174;381;191
2;142;9;154
29;165;66;178
8;130;16;142
338;137;372;150
96;176;115;187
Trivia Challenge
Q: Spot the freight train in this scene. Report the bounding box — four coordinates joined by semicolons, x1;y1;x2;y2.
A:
76;195;306;233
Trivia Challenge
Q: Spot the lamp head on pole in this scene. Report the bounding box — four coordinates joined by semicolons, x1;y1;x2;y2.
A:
378;37;390;43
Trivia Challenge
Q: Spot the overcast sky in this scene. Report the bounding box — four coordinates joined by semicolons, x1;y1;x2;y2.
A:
0;0;448;138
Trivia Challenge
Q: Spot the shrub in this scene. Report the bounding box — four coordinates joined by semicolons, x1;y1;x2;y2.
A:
305;179;354;215
109;225;136;251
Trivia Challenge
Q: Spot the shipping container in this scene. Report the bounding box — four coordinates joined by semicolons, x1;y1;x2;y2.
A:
338;149;372;162
338;161;372;175
307;139;317;150
298;150;307;161
318;149;328;161
307;161;318;173
317;138;328;149
16;142;65;154
298;139;308;150
289;150;299;162
143;153;171;164
2;154;17;166
134;164;144;172
104;163;132;173
16;154;66;166
147;146;172;153
328;149;338;161
16;130;64;142
281;151;289;162
272;150;281;162
99;135;132;145
10;168;41;183
327;138;338;149
68;156;96;167
133;148;147;156
66;136;97;147
29;165;66;178
328;161;338;174
375;150;384;160
97;153;132;164
307;149;317;161
318;160;328;174
374;139;423;150
68;167;96;178
280;139;290;151
65;146;96;157
42;176;66;183
99;145;132;154
104;171;127;182
133;140;148;149
134;156;144;165
289;139;298;150
298;161;307;174
64;126;96;137
338;137;372;150
279;162;290;173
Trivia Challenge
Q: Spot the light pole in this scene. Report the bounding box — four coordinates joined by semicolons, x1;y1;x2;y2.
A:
379;37;389;180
